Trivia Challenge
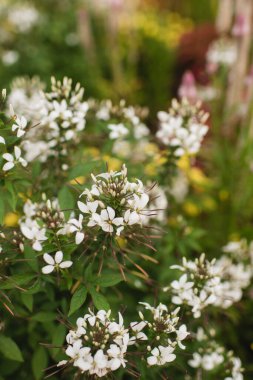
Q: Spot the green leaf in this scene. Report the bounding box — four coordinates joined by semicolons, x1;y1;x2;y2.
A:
24;245;39;272
5;182;17;210
89;287;110;310
94;273;123;287
32;346;48;380
21;292;33;312
0;335;23;362
0;195;5;225
84;263;93;281
68;284;87;316
58;186;75;218
0;273;36;290
51;324;66;358
31;312;56;322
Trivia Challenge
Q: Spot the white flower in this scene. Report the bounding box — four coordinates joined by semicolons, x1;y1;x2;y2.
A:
2;50;19;66
42;251;73;274
171;274;194;291
89;350;108;377
0;136;5;145
176;324;189;349
65;339;83;359
108;123;129;139
78;200;99;215
68;214;85;244
2;146;27;171
12;116;27;137
147;346;176;366
124;209;140;225
96;207;124;233
107;344;127;371
20;222;47;251
129;321;147;343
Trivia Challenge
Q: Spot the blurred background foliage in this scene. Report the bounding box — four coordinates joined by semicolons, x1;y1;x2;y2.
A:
0;0;217;115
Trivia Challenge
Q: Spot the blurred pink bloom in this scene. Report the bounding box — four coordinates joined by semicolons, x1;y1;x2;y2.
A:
232;14;250;37
206;62;218;75
178;71;197;102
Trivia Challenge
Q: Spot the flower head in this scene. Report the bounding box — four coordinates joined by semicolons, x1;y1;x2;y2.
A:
42;251;73;274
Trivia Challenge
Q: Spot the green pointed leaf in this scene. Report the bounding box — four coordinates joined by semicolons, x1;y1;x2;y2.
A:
0;195;5;225
0;273;36;290
58;186;75;218
68;284;87;316
51;324;67;358
24;245;39;272
32;346;48;380
31;312;56;322
0;335;23;362
94;273;123;287
89;287;110;310
21;292;33;312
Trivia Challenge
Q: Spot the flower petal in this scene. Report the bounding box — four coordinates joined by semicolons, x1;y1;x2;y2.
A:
42;265;54;274
55;250;63;263
59;261;73;269
76;231;84;245
2;162;15;171
43;253;54;265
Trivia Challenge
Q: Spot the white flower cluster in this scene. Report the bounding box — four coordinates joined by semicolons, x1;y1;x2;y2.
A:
42;76;88;138
21;77;89;163
213;255;252;308
0;92;28;172
156;98;208;157
168;252;252;318
59;309;135;377
207;38;238;68
8;76;45;123
222;239;253;265
58;303;188;377
91;99;150;159
7;3;39;33
189;328;243;380
19;197;71;252
139;302;189;366
73;164;150;239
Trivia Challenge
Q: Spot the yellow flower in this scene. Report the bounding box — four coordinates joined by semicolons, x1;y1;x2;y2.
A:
143;143;159;156
183;201;200;217
167;216;178;226
102;155;122;171
202;197;217;211
228;233;241;242
18;192;30;201
4;212;19;227
69;176;86;185
144;163;157;176
188;167;212;187
177;155;190;171
219;190;229;201
84;147;100;158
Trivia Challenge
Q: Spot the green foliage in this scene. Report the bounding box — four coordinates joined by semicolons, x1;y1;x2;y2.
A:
0;335;23;362
68;284;87;316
